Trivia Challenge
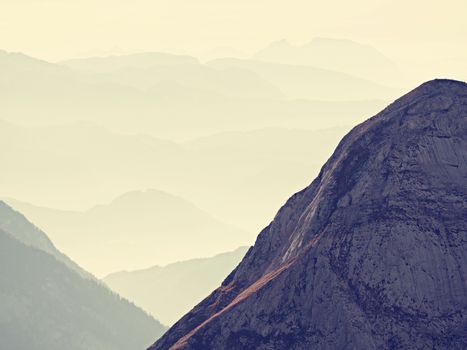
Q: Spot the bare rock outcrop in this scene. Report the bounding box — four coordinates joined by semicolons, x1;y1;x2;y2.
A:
150;79;467;350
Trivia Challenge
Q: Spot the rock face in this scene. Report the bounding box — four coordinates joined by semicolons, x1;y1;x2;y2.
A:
150;79;467;350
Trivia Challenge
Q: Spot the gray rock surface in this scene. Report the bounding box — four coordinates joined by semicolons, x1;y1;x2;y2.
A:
150;79;467;350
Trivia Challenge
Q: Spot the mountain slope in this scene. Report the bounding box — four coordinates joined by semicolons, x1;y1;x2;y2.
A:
150;79;467;350
5;190;250;276
104;247;249;325
0;204;167;350
0;201;91;279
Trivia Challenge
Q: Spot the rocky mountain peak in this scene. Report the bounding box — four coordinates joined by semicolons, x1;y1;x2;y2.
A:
150;79;467;350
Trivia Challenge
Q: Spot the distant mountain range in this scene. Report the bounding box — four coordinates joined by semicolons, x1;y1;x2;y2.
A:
1;121;365;243
4;190;250;276
0;48;393;139
254;38;402;85
61;52;284;100
61;52;200;72
207;57;395;101
0;201;166;350
151;80;467;349
104;247;249;325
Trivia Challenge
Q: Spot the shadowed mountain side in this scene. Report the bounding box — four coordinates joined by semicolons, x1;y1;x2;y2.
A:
104;247;249;325
0;204;167;350
0;230;167;350
150;79;467;350
5;190;251;276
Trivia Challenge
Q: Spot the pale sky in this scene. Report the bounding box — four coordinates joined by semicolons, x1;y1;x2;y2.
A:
1;0;466;61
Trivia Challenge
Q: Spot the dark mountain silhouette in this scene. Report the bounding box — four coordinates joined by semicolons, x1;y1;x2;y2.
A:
0;201;167;350
150;79;467;350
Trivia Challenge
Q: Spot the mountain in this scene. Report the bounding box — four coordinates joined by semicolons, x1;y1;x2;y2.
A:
0;201;91;279
61;52;200;72
61;53;284;99
0;202;167;349
150;79;467;350
207;58;395;100
5;190;251;276
1;122;377;249
254;38;402;86
0;50;391;138
104;247;249;325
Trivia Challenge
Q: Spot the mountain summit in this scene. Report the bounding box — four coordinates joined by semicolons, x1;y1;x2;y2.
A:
150;79;467;350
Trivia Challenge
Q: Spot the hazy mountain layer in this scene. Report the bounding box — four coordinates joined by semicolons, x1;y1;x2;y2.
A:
61;53;284;99
0;201;91;279
0;49;391;138
61;52;200;72
0;203;167;350
207;58;395;100
254;38;402;86
151;79;467;350
104;247;249;325
5;190;250;276
1;123;357;245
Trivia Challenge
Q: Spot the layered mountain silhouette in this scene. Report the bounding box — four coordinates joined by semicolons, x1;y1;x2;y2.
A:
0;201;91;279
150;79;467;350
0;121;368;241
62;52;200;72
207;58;394;101
254;38;402;86
0;49;390;138
5;190;250;276
0;201;167;349
104;247;249;325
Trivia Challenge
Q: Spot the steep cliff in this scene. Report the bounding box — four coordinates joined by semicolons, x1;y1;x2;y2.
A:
150;79;467;350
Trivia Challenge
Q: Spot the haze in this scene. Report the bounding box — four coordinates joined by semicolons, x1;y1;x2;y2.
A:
1;0;466;277
2;0;466;63
1;1;466;347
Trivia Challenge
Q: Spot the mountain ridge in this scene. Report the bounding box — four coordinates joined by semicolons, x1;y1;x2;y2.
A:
4;190;251;276
0;201;92;279
150;79;467;350
0;202;167;350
